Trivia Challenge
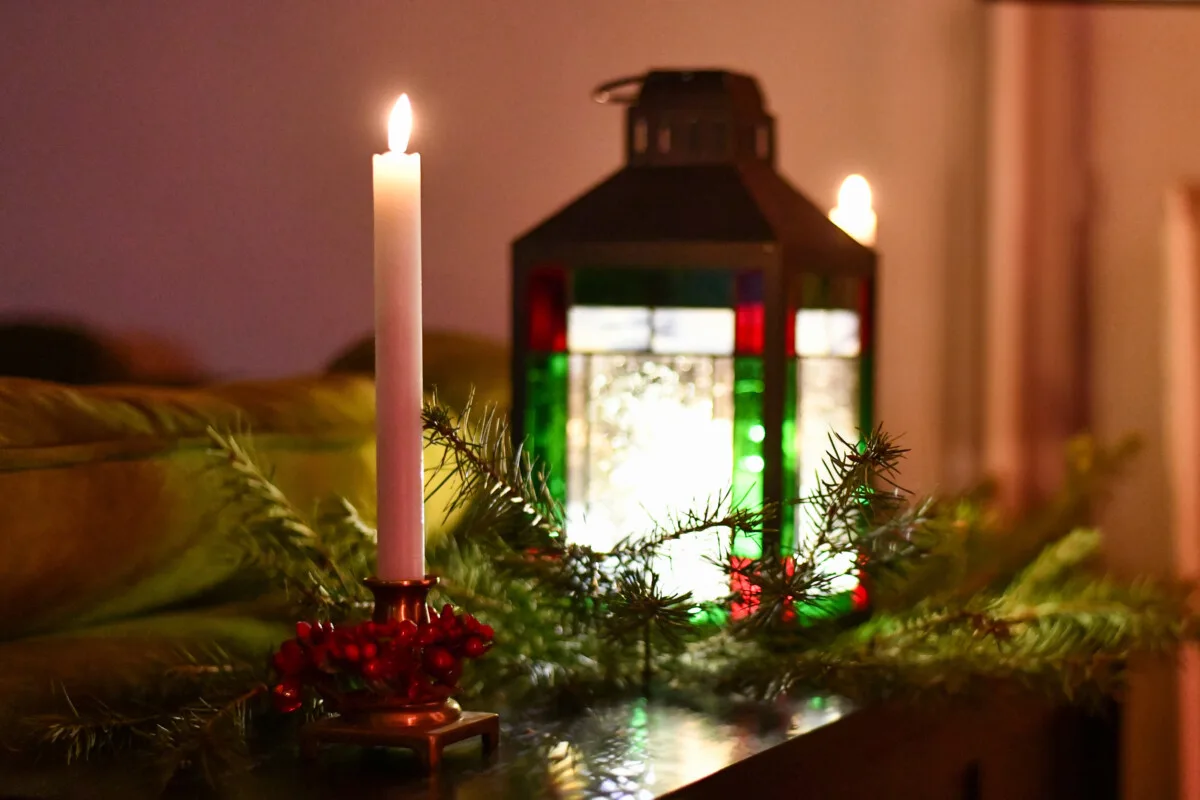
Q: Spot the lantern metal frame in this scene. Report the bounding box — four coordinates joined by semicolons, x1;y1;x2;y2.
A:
511;69;876;564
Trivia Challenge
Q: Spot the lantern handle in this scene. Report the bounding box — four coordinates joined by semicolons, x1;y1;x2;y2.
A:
592;74;645;105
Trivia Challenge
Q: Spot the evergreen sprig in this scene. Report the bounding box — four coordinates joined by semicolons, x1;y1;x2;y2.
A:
26;652;269;791
12;397;1195;791
207;427;372;616
422;395;564;548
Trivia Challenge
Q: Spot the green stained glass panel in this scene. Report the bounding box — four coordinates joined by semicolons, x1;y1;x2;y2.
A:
781;359;797;551
732;357;764;559
525;352;569;507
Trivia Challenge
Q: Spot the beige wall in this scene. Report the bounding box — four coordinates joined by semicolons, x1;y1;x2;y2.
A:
0;0;986;494
1092;5;1200;593
1090;8;1200;799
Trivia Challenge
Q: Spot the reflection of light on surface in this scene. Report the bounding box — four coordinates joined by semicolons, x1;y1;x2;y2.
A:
748;423;766;443
567;353;733;601
671;717;737;786
548;701;848;799
547;739;586;795
789;695;852;736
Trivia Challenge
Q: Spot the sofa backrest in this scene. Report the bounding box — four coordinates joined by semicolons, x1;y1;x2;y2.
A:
0;375;378;639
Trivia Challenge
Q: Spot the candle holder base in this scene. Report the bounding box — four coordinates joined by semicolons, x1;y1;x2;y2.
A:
299;702;500;771
298;574;500;771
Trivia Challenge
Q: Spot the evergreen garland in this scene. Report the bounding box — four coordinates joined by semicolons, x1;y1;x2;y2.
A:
10;397;1195;789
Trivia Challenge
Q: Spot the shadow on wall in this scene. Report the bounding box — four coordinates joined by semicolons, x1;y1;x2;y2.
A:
327;330;510;412
0;318;206;386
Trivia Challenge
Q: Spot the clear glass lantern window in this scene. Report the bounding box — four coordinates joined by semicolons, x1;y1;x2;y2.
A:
565;305;736;601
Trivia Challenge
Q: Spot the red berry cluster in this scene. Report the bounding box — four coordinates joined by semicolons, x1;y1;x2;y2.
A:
270;605;494;713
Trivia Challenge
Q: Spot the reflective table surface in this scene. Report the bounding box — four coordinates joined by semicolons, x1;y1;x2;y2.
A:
238;695;852;799
0;689;1113;799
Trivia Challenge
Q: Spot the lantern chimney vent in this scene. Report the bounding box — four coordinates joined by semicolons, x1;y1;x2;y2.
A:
594;70;776;167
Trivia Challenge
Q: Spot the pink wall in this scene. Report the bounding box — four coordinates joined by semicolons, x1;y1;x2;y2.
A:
1089;8;1200;798
0;0;985;494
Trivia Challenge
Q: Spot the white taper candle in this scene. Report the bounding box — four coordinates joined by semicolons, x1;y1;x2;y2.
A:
372;94;425;579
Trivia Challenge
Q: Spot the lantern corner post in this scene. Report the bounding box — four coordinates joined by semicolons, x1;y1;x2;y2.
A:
760;248;788;559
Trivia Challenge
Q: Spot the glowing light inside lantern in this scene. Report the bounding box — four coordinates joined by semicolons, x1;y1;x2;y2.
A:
388;94;414;154
794;309;863;595
829;174;877;247
564;307;737;601
565;353;733;601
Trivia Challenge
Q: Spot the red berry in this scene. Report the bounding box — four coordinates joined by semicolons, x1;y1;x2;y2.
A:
463;636;488;659
478;624;495;642
343;643;361;662
272;639;307;676
424;646;456;675
362;621;378;638
417;625;442;646
463;614;481;633
271;681;303;713
361;659;384;681
397;619;418;642
295;621;313;641
441;604;456;623
376;657;403;681
362;642;377;660
312;621;334;644
309;644;330;670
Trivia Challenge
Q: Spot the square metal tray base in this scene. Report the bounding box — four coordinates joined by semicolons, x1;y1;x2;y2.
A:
300;710;500;771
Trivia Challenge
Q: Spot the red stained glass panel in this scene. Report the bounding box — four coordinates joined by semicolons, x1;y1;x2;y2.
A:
527;265;567;352
735;272;763;356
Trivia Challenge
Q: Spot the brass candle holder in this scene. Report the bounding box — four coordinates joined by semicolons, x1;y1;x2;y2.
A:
299;575;500;771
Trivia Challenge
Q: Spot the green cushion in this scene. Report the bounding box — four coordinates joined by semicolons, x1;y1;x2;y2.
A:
0;375;380;639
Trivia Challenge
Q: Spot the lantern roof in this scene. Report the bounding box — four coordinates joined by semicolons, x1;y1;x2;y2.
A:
514;70;873;275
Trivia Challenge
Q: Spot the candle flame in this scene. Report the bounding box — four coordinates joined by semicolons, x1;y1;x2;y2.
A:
830;174;877;246
837;174;872;211
388;94;413;153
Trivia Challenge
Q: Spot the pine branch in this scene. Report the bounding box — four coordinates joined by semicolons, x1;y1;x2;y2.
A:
614;490;766;560
314;496;377;583
37;695;167;764
796;428;910;538
26;650;269;790
422;395;564;547
206;427;367;616
1004;527;1101;602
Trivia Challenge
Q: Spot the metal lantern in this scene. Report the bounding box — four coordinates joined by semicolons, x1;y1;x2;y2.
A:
511;70;876;610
